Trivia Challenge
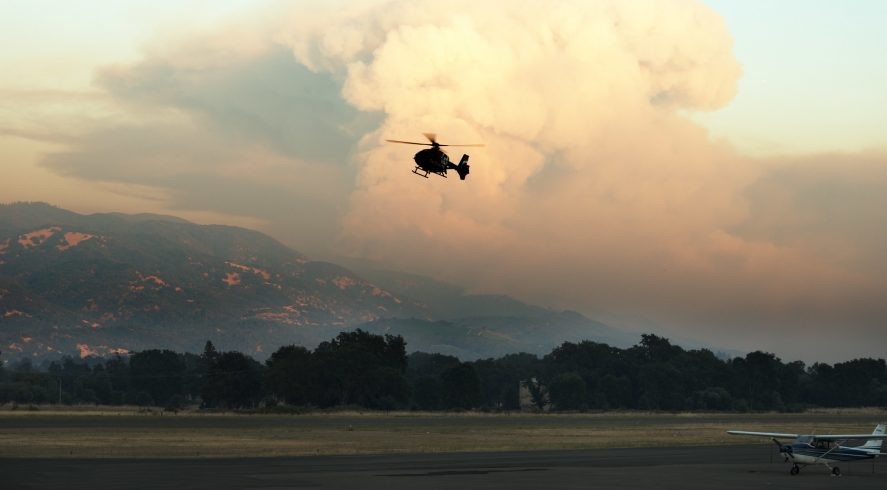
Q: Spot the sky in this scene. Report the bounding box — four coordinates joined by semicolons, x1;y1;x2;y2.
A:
1;0;886;362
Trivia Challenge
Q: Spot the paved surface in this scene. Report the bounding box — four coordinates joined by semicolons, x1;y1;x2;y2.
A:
3;445;887;489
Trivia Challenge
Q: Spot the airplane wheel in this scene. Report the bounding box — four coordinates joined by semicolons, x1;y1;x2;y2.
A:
832;467;841;477
790;465;800;476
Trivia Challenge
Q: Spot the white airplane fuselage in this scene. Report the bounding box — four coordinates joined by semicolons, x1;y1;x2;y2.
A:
785;443;878;465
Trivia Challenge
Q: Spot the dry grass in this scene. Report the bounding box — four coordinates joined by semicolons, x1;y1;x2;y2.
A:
1;407;884;458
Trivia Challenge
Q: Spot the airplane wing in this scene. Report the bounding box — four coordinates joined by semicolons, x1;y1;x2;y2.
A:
812;434;887;441
727;430;799;439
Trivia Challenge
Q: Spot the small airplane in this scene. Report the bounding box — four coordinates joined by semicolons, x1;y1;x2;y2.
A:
728;423;887;476
386;133;483;180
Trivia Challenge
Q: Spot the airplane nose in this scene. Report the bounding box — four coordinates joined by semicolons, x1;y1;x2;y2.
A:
772;438;792;454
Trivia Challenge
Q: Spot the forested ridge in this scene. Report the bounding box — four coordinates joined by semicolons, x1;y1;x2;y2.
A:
1;332;885;411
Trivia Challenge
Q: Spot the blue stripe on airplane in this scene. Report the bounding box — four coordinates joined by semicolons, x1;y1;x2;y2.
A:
790;446;875;461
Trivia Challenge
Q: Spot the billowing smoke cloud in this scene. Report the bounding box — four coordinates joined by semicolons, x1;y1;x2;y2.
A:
275;0;887;360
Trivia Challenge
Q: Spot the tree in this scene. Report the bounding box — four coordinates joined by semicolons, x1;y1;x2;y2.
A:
129;350;185;406
599;374;633;409
636;363;684;410
733;351;783;410
104;354;131;401
411;375;443;410
201;351;263;409
133;391;154;407
201;341;220;365
636;334;682;363
165;394;188;411
831;358;887;406
180;352;206;399
524;377;550;411
265;345;314;405
312;330;409;408
441;362;482;410
548;372;587;410
689;387;732;410
89;364;113;405
408;352;461;410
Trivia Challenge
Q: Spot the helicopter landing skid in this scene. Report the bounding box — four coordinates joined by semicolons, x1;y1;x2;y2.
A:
412;167;430;178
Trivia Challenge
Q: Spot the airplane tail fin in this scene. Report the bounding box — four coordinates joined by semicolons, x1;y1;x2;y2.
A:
862;423;886;449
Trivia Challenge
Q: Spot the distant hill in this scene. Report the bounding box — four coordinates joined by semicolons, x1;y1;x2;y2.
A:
311;266;638;358
0;202;636;360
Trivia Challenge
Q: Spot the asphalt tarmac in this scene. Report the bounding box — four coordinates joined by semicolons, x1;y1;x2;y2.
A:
4;445;887;490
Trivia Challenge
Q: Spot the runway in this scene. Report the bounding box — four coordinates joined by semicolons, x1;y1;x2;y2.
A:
4;445;886;489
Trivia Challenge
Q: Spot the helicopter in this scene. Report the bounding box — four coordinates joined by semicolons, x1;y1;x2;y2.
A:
386;133;483;180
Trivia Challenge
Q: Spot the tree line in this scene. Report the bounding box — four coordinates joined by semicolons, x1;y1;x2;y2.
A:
1;332;885;411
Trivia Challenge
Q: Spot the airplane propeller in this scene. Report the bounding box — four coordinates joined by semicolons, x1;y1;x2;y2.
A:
772;438;792;462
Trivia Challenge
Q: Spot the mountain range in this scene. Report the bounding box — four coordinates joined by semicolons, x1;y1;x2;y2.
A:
0;202;637;360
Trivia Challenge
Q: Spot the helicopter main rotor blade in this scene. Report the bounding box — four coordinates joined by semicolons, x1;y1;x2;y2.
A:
386;139;433;146
387;136;484;147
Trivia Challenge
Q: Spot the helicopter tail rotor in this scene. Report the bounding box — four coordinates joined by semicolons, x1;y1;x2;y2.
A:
456;154;470;180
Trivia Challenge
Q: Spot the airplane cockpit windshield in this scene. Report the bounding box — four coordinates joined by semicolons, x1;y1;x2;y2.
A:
797;436;813;444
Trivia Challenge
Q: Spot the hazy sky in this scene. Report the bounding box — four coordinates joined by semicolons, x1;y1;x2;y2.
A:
2;0;886;362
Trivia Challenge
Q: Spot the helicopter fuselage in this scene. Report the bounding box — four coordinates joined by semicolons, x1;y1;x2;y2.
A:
414;147;451;176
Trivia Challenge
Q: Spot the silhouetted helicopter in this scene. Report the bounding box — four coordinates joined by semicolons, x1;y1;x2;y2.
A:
386;133;483;180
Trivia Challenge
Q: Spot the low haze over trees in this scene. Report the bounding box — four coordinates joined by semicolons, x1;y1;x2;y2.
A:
1;333;886;411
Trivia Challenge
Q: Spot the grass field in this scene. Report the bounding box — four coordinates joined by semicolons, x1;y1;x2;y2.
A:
1;407;884;458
